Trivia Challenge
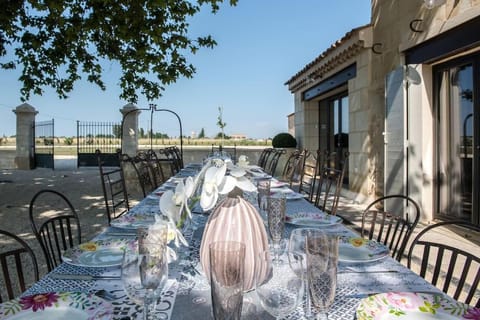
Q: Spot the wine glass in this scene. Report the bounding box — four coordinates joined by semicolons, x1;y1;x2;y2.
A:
288;227;315;318
305;231;338;320
122;241;168;320
255;249;304;319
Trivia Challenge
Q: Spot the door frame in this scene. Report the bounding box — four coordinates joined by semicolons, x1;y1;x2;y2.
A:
433;53;480;224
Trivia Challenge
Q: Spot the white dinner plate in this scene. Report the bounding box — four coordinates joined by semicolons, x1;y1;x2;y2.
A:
270;180;289;188
339;237;389;263
0;292;112;319
286;212;342;227
110;214;155;229
356;292;473;319
271;189;304;200
62;239;134;267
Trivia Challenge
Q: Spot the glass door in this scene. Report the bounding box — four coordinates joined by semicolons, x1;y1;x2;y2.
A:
327;93;349;184
435;56;478;223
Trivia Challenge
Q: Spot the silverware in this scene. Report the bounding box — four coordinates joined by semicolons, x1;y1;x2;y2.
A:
50;273;121;281
338;270;399;274
105;232;137;237
95;289;117;301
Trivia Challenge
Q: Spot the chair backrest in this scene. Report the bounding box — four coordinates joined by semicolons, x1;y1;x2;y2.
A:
157;148;177;178
96;149;129;225
298;151;318;202
280;149;309;187
362;194;421;262
211;145;237;163
314;151;349;215
265;148;285;176
162;147;181;175
167;146;184;171
119;152;155;198
0;229;39;302
258;148;274;169
407;220;480;307
146;149;167;187
29;189;81;272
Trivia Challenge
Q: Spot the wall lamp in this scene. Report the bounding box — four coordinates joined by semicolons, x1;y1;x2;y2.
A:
423;0;446;9
409;19;424;32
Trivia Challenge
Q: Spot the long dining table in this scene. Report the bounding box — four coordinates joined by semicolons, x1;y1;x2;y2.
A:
21;162;449;320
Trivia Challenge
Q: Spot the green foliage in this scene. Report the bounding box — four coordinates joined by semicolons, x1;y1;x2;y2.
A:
0;0;237;102
216;106;227;142
215;132;230;139
198;128;205;139
64;137;74;145
272;133;297;148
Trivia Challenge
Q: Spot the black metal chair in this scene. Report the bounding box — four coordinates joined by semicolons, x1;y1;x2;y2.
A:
298;150;323;202
265;148;285;176
29;189;81;272
167;146;184;171
119;152;156;198
279;149;309;188
0;229;39;302
97;149;129;225
146;149;167;187
257;148;274;170
407;220;480;307
361;194;421;262
314;151;348;216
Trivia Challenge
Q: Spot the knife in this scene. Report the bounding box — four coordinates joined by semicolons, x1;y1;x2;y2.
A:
50;273;121;281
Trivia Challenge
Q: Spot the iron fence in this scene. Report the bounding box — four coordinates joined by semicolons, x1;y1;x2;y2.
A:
77;121;121;166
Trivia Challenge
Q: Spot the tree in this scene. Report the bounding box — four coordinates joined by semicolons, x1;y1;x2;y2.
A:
216;106;226;144
0;0;237;102
198;127;205;139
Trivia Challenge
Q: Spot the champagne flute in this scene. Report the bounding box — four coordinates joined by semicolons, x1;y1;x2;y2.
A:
306;231;338;320
122;241;168;320
267;195;286;261
255;249;304;319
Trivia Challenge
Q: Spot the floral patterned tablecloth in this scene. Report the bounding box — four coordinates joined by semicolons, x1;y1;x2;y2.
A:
23;179;444;320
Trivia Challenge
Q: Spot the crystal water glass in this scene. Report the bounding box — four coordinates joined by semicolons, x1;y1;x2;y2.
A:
306;231;339;320
267;195;286;250
256;178;271;219
209;241;246;320
122;229;168;320
255;249;304;319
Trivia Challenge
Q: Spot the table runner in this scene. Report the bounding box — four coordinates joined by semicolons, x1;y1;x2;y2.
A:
21;170;443;320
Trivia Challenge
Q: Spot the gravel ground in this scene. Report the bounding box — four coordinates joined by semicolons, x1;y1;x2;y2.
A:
0;166;143;297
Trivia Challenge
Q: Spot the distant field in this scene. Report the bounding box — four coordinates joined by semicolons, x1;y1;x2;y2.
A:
1;137;272;156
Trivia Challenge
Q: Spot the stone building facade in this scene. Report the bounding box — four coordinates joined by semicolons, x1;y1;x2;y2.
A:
286;0;480;223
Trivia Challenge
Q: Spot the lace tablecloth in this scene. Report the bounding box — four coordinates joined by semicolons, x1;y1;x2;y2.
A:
23;183;442;320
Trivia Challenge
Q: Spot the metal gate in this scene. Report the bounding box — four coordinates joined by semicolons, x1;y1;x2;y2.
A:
33;119;55;169
77;121;121;167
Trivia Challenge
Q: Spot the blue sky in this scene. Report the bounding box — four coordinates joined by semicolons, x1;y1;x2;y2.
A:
0;0;371;139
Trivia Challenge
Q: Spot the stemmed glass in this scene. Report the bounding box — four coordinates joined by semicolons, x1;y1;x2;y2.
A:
256;178;271;220
305;230;338;320
267;195;286;260
122;233;168;320
288;228;314;318
255;249;304;319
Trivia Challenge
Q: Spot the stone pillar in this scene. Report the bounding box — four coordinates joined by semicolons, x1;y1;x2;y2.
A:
120;104;141;195
120;103;140;156
13;103;38;169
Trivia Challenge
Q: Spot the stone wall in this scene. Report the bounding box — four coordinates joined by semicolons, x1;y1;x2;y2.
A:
0;149;16;169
